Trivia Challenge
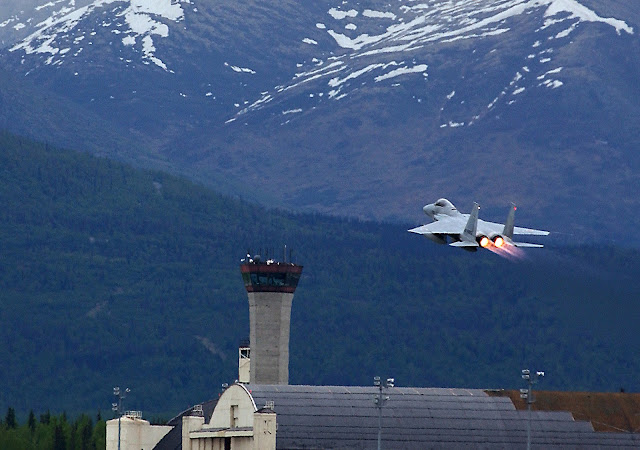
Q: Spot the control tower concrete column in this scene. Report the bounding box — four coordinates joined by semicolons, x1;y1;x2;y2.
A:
240;259;303;385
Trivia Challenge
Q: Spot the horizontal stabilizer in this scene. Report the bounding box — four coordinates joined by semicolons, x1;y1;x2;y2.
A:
513;227;549;236
450;241;478;247
513;242;544;248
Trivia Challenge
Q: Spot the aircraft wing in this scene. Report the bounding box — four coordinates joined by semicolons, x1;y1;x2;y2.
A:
408;216;466;235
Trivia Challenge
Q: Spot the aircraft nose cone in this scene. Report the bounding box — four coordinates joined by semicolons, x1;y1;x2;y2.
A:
423;204;435;217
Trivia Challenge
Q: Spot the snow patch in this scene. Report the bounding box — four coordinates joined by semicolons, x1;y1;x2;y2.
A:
10;0;190;70
544;0;633;35
225;62;256;74
328;8;358;20
363;10;396;20
375;64;427;82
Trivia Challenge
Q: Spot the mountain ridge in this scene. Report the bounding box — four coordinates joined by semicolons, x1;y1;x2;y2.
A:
1;0;639;244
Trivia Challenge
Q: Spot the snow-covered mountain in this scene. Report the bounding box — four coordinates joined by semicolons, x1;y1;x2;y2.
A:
1;0;639;243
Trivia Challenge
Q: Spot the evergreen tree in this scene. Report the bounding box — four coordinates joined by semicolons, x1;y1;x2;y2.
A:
78;415;94;450
28;410;36;433
53;423;66;450
40;410;51;424
4;407;16;429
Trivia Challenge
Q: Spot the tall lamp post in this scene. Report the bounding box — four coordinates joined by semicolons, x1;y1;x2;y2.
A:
520;369;544;450
112;386;130;450
373;376;394;450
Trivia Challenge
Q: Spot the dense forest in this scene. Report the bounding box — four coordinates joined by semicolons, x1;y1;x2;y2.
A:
0;408;105;450
1;131;639;422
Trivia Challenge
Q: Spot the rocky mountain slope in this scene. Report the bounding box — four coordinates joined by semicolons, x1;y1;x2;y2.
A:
1;0;639;243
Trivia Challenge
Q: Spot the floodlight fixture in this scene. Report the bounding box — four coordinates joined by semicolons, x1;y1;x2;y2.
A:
113;386;131;450
373;375;394;450
521;369;544;450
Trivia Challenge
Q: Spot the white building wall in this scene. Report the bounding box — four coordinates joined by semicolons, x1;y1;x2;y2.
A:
183;415;205;450
210;384;256;428
185;384;276;450
252;410;276;450
106;416;172;450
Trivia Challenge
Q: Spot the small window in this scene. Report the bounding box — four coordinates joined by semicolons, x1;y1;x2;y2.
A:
230;405;238;428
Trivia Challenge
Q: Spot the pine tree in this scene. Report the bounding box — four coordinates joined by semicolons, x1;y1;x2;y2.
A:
4;407;16;429
40;410;51;424
53;423;66;450
28;410;36;433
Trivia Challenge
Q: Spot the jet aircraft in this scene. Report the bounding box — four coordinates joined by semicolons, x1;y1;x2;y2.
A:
408;198;548;252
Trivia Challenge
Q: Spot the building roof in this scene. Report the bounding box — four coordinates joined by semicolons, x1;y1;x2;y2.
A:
153;385;640;449
153;397;218;450
491;390;640;433
246;385;640;449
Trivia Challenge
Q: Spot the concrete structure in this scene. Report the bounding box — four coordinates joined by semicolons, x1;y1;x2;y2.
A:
106;411;172;450
238;341;250;384
113;251;640;449
157;385;640;449
184;384;277;450
240;259;302;385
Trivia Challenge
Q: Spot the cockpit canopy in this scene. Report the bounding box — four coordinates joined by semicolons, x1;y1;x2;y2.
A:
435;198;455;210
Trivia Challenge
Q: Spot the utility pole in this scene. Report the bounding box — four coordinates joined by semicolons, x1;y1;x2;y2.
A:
520;369;544;450
112;386;130;450
373;376;394;450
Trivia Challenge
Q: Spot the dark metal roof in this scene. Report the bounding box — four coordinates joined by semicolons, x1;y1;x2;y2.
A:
246;385;640;449
153;397;218;450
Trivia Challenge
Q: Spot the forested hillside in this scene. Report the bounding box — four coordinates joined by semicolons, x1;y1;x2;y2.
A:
1;131;639;420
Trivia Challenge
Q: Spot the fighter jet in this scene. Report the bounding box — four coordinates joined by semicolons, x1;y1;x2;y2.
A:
408;198;548;251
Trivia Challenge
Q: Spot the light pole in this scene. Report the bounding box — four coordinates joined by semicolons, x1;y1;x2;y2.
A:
112;386;130;450
373;376;394;450
520;369;544;450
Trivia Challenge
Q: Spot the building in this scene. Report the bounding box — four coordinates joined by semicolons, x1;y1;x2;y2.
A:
150;384;640;449
239;257;303;385
106;253;640;449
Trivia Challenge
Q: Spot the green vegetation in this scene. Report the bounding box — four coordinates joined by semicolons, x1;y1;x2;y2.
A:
0;408;105;450
1;131;639;423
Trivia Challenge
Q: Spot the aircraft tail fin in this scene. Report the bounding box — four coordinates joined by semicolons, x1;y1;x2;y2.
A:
462;202;480;241
503;203;516;239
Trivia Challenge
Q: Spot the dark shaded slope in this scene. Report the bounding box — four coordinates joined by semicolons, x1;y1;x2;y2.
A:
0;131;639;419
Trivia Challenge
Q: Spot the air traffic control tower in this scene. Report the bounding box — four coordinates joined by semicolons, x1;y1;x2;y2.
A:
240;256;303;385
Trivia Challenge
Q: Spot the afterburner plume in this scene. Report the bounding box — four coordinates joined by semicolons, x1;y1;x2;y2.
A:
490;243;525;260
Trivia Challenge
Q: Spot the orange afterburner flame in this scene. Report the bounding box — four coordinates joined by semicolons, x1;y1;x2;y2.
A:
479;236;490;248
493;236;505;248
